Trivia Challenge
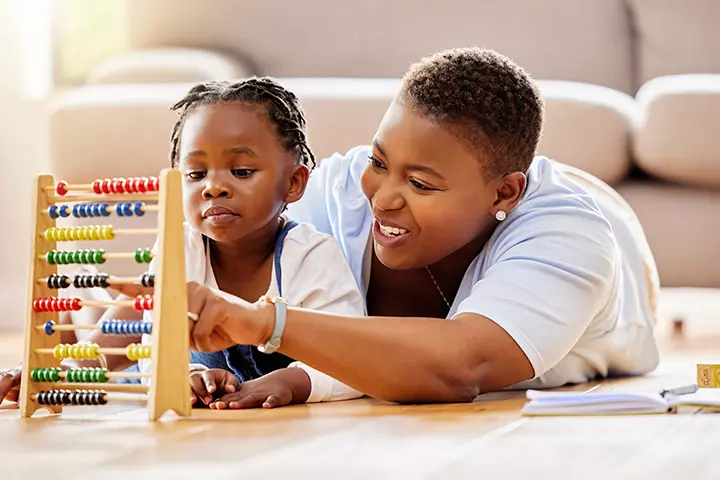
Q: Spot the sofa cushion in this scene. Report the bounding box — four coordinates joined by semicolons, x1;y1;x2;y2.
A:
618;181;720;287
633;74;720;188
629;0;720;87
536;81;637;185
86;48;252;84
125;0;635;93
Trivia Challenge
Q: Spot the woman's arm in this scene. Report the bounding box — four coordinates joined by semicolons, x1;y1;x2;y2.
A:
187;284;533;403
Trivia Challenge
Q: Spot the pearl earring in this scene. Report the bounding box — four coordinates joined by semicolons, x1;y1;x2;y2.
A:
495;210;507;221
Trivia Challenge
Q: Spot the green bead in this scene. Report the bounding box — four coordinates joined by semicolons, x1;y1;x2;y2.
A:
52;368;60;382
99;369;109;383
96;249;106;264
134;248;142;263
66;369;73;382
46;251;55;264
61;251;70;264
83;369;91;382
31;368;39;381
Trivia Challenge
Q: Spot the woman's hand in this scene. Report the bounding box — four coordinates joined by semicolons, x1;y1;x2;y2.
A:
186;282;272;352
108;281;154;298
209;368;311;410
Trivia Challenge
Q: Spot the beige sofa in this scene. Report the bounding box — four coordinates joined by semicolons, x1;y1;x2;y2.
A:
48;0;720;286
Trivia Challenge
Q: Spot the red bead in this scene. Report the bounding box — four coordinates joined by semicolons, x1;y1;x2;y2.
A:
102;179;112;194
139;177;149;193
92;180;103;194
144;295;154;310
116;178;127;193
148;177;159;191
56;181;68;196
71;298;81;311
133;296;142;310
38;298;49;312
62;298;71;311
33;299;42;312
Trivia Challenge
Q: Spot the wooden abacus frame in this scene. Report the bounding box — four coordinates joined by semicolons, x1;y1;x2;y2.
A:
19;169;191;420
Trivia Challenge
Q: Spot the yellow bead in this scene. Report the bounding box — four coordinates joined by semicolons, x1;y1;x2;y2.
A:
141;346;151;358
53;344;64;359
105;225;115;240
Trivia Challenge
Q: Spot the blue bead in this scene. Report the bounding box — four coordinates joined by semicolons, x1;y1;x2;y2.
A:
59;205;70;217
72;204;81;217
134;203;145;216
143;323;152;334
122;203;132;216
101;203;110;216
101;321;109;334
115;203;124;217
123;322;131;335
80;204;89;217
43;321;55;336
91;203;100;217
48;205;58;219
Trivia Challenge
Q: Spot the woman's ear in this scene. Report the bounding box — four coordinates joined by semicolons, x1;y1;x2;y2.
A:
493;171;526;213
284;164;310;205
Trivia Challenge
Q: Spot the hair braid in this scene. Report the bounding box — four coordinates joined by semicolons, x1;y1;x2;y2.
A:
168;77;316;170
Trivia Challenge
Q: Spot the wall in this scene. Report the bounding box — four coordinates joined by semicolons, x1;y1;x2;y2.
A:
0;0;51;331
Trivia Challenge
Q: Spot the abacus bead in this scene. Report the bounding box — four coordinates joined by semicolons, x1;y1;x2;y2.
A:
142;249;152;263
92;179;103;194
52;344;64;359
138;177;148;192
46;251;55;264
115;202;124;217
101;178;111;194
133;202;144;216
71;298;81;311
133;296;142;311
99;369;109;383
72;204;80;218
144;323;152;335
56;181;68;196
149;177;159;191
90;203;100;217
117;178;127;193
134;248;142;263
48;205;58;219
96;250;106;264
59;205;70;217
101;203;110;216
43;320;55;335
122;202;132;216
30;369;39;381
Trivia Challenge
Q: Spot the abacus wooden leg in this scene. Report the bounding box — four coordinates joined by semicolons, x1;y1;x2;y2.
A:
20;174;62;417
148;168;191;420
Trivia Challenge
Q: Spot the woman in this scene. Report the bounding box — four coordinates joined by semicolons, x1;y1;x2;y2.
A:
184;47;660;405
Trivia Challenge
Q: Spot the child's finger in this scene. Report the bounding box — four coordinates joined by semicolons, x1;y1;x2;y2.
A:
262;394;286;409
189;373;212;405
202;370;217;394
108;282;154;298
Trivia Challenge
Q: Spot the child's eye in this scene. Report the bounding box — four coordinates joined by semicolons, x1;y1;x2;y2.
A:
186;171;206;181
367;155;386;171
232;168;255;178
409;178;435;191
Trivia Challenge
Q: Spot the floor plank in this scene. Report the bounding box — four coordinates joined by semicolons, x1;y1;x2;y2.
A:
1;301;719;479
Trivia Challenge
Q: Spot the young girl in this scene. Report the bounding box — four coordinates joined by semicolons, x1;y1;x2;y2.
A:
0;78;366;409
183;48;660;404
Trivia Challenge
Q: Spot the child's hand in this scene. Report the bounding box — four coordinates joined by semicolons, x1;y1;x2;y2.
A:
210;368;311;410
0;366;22;404
190;368;240;406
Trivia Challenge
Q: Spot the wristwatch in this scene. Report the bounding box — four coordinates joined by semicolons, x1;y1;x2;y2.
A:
257;296;288;354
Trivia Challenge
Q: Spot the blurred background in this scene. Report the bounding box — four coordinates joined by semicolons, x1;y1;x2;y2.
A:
0;0;719;330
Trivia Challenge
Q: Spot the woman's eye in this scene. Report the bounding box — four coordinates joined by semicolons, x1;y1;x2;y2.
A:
368;155;386;170
409;178;434;191
232;168;255;178
186;171;205;180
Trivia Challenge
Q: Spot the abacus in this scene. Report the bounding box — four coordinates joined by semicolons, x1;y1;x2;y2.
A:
19;170;191;420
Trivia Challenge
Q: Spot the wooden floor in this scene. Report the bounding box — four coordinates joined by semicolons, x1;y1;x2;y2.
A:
1;316;719;480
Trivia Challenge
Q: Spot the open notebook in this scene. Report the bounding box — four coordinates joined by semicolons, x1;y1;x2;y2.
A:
521;388;720;416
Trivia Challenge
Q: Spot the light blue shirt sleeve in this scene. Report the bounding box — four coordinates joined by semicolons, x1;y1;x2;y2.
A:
455;182;619;379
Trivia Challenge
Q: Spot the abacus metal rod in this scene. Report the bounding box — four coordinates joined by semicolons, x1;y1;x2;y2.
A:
31;393;149;403
49;194;159;204
35;347;130;356
33;323;149;333
42;183;93;192
36;276;144;285
44;204;160;215
36;252;155;261
40;228;158;238
113;228;158;236
81;299;142;308
50;370;149;379
49;383;149;393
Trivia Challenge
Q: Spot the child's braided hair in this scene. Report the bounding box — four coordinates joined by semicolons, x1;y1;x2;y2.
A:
169;77;315;170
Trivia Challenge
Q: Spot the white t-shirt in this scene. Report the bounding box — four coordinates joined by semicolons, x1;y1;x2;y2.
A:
287;146;661;389
140;217;365;402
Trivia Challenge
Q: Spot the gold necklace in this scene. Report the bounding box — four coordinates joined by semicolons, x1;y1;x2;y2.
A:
425;266;451;309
